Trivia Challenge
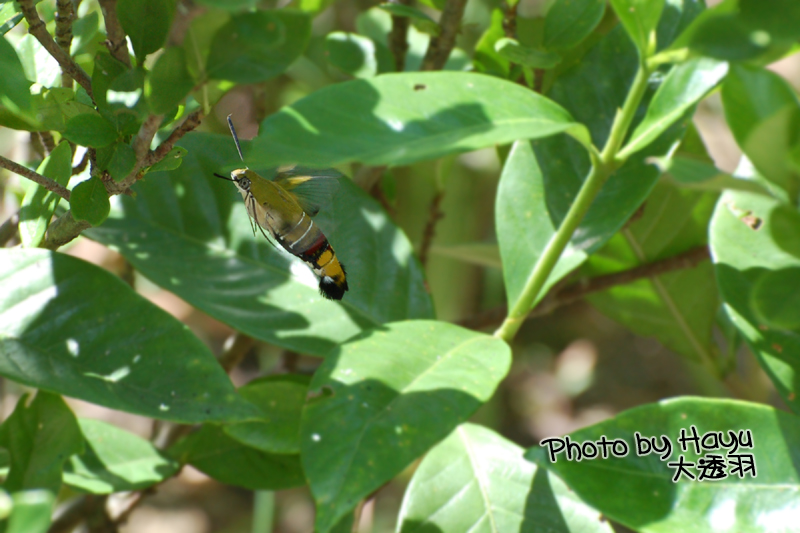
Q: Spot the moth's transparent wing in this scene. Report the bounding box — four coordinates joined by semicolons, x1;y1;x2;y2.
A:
274;167;341;217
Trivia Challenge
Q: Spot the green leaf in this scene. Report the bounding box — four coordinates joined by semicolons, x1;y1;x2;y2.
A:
582;181;718;362
301;320;512;532
659;155;770;195
498;25;692;312
5;491;54;533
497;140;589;310
721;65;800;202
298;0;338;15
193;0;259;9
225;374;310;454
15;34;60;88
0;249;261;423
70;176;110;226
70;11;100;56
622;58;728;158
169;425;305;490
494;38;561;69
0;34;32;115
96;142;136;182
751;269;800;330
543;0;606;51
247;72;585;168
63;419;179;494
473;9;510;78
376;3;439;36
710;190;800;412
206;11;311;83
0;392;83;494
609;0;665;55
526;397;800;532
324;32;378;79
85;133;434;357
19;142;72;248
62;113;118;148
0;3;23;36
398;423;613;533
145;146;187;173
145;47;195;115
117;0;176;63
429;243;501;269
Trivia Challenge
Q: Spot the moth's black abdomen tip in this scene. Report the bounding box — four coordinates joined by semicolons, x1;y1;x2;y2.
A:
319;277;348;300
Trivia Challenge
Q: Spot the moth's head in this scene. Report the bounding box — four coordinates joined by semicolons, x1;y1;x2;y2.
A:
230;168;252;193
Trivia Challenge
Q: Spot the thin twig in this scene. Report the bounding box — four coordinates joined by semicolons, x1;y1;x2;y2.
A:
0;212;20;247
388;0;412;72
0;154;70;201
501;0;517;38
98;0;131;67
420;0;468;71
72;150;90;175
353;165;387;191
418;190;444;267
459;245;711;330
17;0;93;99
55;0;75;88
38;131;56;155
142;109;204;168
110;114;164;193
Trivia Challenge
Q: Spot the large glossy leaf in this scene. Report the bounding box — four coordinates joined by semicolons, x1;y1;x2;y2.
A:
117;0;176;63
0;249;260;423
15;34;60;89
0;392;82;495
498;23;696;311
582;181;718;362
497;140;588;309
721;65;800;202
63;419;179;494
19;141;72;248
246;72;587;169
205;11;311;83
397;423;613;533
85;133;433;357
225;374;309;454
145;47;194;115
710;190;800;413
621;58;728;158
169;424;305;490
527;397;800;533
301;320;511;532
543;0;606;52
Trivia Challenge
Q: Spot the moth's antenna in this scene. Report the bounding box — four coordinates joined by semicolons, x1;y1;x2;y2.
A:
227;114;245;163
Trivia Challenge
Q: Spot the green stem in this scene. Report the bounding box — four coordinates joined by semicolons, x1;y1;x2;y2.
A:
494;63;652;342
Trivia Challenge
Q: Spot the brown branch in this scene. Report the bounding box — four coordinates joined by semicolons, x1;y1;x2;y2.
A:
388;0;412;72
142;109;204;168
38;131;56;155
107;114;163;194
420;0;468;71
55;0;75;88
458;245;711;330
17;0;93;99
98;0;131;67
501;0;517;38
72;150;90;175
0;154;70;201
418;190;444;266
0;211;20;247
